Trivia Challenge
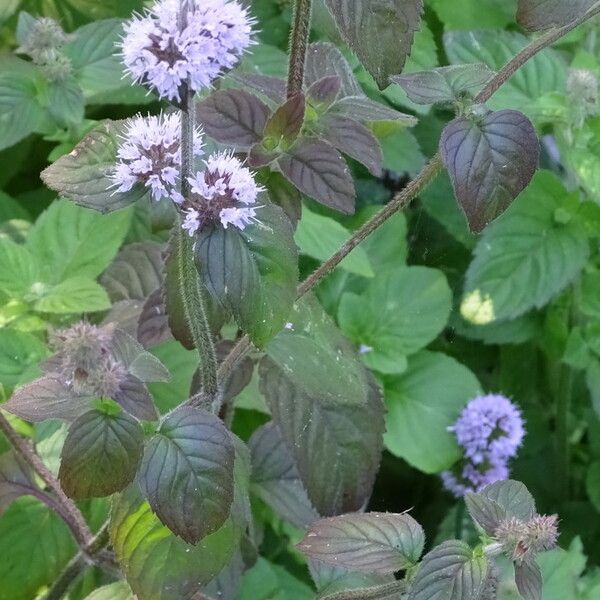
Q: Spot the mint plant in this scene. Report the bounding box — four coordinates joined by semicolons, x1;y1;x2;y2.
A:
1;1;600;599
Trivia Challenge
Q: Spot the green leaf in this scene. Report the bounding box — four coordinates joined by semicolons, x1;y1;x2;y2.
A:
33;277;111;314
298;512;424;573
0;329;46;389
59;408;144;499
0;497;76;600
0;237;39;298
110;485;238;600
461;172;589;324
41;120;149;213
47;77;85;128
27;199;132;283
194;201;298;348
324;0;424;89
430;0;516;29
586;461;600;512
0;190;29;223
383;351;481;473
516;0;595;31
479;479;536;521
82;582;134;600
295;206;373;277
408;540;488;600
259;297;385;515
338;267;452;374
139;407;235;544
444;30;565;121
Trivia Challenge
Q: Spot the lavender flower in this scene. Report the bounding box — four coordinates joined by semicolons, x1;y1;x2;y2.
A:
111;112;203;201
181;151;263;235
120;0;254;101
441;394;525;497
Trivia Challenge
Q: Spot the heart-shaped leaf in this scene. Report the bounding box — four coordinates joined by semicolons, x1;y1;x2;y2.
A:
138;406;235;544
298;512;424;573
59;408;144;499
516;0;595;31
41;120;148;213
278;137;355;214
324;0;424;89
440;108;539;232
194;201;298;348
408;540;489;600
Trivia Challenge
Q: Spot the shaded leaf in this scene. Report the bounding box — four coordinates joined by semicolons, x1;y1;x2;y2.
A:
305;43;364;98
227;71;286;104
137;288;172;348
0;237;39;297
307;76;342;111
408;540;488;600
264;93;305;145
464;492;505;536
440;109;539;233
325;0;424;89
318;581;406;600
515;559;543;600
392;64;494;106
0;452;35;514
259;297;385;515
196;89;271;149
59;408;144;499
329;96;417;124
114;374;158;421
0;329;46;390
249;422;319;529
41;120;148;213
110;328;170;383
516;0;595;31
264;172;303;229
278;137;355;214
298;512;424;573
138;406;235;544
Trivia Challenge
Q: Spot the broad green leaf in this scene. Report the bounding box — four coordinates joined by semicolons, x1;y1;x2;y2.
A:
383;351;481;473
0;497;76;600
41;120;149;213
430;0;517;29
59;409;143;499
0;329;46;389
110;485;237;600
33;277;111;314
444;30;565;120
461;172;589;324
440;109;539;232
27;199;132;283
298;512;424;573
82;582;134;600
0;238;39;298
517;0;596;31
338;267;452;374
324;0;424;89
194;201;298;348
295;206;373;277
408;540;488;600
581;268;600;319
260;297;385;515
47;78;85;128
138;407;235;544
0;191;28;223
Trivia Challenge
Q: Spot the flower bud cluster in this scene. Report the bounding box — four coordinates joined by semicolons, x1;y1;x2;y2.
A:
494;514;558;564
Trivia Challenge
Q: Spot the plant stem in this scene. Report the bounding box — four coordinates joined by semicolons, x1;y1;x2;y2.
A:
177;0;218;402
0;411;94;549
286;0;312;98
217;5;600;383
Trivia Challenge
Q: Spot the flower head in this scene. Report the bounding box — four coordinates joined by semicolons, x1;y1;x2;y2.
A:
181;151;263;235
120;0;254;101
494;514;558;563
111;112;203;201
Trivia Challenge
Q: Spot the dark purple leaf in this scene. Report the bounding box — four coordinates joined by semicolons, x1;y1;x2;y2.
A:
440;108;539;232
298;512;424;573
514;560;542;600
324;0;424;89
247;143;280;168
4;377;91;422
0;452;36;514
137;288;172;348
263;93;305;145
306;76;342;111
517;0;595;31
227;72;286;104
305;43;364;98
278;137;355;214
464;492;505;536
59;409;144;499
114;374;158;421
196;89;271;148
392;64;494;105
319;115;383;176
328;96;417;124
249;422;319;529
138;406;235;544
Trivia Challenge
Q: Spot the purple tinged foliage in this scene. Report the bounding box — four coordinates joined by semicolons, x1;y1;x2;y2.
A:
119;0;254;101
442;394;525;497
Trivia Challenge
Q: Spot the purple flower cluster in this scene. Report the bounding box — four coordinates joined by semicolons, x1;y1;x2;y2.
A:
441;394;525;497
120;0;254;101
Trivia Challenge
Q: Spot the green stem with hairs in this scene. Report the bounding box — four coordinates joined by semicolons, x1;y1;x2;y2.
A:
286;0;313;97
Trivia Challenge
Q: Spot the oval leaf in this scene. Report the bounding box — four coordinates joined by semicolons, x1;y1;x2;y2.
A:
298;512;424;573
440;109;539;233
138;406;235;544
59;409;144;499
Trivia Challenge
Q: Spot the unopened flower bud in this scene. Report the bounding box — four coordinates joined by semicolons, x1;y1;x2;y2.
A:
41;53;73;82
524;514;559;553
18;17;69;63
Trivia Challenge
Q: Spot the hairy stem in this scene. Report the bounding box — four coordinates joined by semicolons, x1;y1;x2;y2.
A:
0;411;94;549
319;581;406;600
177;0;218;401
286;0;312;97
217;6;600;382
